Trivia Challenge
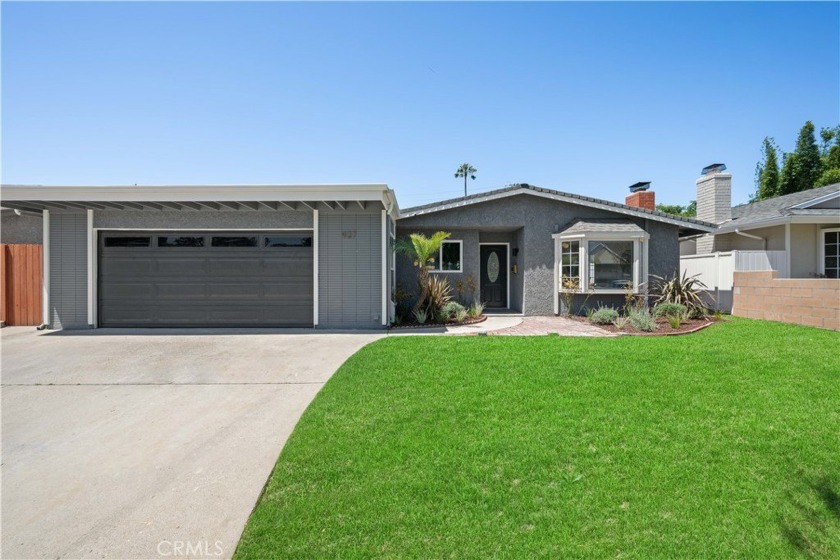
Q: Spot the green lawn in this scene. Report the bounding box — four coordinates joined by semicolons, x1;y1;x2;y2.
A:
236;319;840;559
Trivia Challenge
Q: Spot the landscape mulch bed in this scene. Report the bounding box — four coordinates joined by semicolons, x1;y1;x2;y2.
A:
571;316;719;336
389;315;488;330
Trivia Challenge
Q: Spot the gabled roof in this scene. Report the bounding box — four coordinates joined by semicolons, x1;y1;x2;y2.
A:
558;219;647;236
716;183;840;233
399;183;716;232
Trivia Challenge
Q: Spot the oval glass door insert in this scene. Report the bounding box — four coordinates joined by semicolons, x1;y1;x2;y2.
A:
487;251;500;282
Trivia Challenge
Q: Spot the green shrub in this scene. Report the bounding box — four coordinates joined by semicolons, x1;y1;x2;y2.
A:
654;302;687;318
413;309;428;324
455;308;469;323
589;306;619;325
667;314;683;329
613;316;630;330
467;300;486;319
629;309;657;332
438;301;466;322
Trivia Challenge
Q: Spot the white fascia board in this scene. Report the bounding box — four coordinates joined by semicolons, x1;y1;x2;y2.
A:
552;230;650;240
401;188;715;232
790;189;840;209
1;184;393;203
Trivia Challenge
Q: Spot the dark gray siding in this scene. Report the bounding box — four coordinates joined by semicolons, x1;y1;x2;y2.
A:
398;193;682;315
1;210;43;244
49;212;88;329
318;211;383;328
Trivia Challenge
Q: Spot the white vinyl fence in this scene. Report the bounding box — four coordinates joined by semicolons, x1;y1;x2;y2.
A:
679;250;788;311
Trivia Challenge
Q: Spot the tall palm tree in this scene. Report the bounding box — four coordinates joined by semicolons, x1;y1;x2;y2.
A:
395;231;451;314
454;163;477;197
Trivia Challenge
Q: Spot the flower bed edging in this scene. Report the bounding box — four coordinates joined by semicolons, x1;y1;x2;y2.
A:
389;315;488;330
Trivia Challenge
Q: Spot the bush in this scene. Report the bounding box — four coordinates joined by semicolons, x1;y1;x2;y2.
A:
589;306;619;325
667;314;683;329
653;302;687;318
427;276;453;317
467;300;485;319
652;271;709;318
438;301;466;322
629;309;657;332
455;308;469;323
613;316;630;330
413;309;428;324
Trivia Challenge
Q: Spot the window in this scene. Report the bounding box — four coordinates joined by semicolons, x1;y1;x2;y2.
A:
560;241;580;289
104;236;150;247
211;235;258;247
428;240;462;272
588;240;633;289
822;229;840;278
264;235;312;247
158;236;204;248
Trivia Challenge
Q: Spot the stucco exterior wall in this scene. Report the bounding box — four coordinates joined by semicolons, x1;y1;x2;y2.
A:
397;194;682;315
1;211;43;244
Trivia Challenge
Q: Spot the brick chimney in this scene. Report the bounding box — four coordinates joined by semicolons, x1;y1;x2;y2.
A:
625;181;655;211
695;163;731;224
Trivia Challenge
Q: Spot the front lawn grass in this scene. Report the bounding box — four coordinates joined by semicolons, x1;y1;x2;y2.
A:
236;319;840;558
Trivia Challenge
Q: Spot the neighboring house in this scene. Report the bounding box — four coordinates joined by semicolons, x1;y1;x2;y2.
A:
678;165;839;330
1;184;398;329
681;165;840;279
1;209;44;326
396;184;714;315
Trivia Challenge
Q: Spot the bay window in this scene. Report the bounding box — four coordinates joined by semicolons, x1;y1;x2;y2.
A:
553;225;649;303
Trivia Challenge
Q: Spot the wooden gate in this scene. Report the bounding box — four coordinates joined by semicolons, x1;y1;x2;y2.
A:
1;244;43;326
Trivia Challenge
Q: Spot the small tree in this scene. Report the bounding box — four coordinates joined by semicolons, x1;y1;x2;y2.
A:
778;152;800;196
394;231;451;314
780;121;822;194
454;163;477;197
754;137;780;200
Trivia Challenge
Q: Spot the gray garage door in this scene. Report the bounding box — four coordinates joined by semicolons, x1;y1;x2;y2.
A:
98;231;313;327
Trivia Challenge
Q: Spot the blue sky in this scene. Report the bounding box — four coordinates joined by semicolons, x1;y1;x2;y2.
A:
2;2;838;208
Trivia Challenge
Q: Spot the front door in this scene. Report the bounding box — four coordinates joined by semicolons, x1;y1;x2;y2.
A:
480;245;508;308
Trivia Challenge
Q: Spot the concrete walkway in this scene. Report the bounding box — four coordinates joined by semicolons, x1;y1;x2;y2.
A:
1;327;383;559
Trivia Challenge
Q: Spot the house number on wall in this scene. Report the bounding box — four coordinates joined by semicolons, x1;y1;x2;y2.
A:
342;230;357;239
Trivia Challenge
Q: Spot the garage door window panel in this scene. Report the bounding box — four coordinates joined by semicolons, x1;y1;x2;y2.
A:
104;236;151;247
158;235;205;248
211;236;258;248
264;235;312;247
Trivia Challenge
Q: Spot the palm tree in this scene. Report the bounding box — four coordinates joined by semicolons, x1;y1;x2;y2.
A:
454;163;477;197
394;231;451;314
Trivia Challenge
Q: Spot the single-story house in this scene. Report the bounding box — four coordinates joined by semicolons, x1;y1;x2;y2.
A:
1;184;398;329
1;181;714;330
680;166;840;278
396;184;714;315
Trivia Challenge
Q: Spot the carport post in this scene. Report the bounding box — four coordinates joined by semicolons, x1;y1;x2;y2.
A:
42;210;50;326
87;209;96;327
313;209;319;326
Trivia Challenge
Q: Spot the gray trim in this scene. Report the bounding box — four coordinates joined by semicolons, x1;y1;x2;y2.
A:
94;209;313;230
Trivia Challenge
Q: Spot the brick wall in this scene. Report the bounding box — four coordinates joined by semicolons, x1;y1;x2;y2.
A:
733;271;839;330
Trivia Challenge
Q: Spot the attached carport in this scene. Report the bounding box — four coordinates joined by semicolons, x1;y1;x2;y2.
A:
0;184;399;330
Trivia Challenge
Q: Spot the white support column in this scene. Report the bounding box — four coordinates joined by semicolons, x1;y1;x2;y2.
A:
87;209;96;327
313;209;319;326
553;237;559;315
642;239;649;298
784;223;791;278
42;210;51;326
381;209;388;326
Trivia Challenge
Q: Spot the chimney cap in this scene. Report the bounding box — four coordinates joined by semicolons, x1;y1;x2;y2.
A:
628;181;651;192
701;163;727;175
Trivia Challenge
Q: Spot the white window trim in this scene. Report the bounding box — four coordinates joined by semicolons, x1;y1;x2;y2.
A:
427;239;463;273
553;231;649;295
818;227;840;276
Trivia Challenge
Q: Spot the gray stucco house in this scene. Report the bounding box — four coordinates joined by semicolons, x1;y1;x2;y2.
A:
397;184;714;315
1;181;712;329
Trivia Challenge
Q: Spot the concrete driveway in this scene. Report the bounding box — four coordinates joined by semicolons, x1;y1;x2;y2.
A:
1;327;382;559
